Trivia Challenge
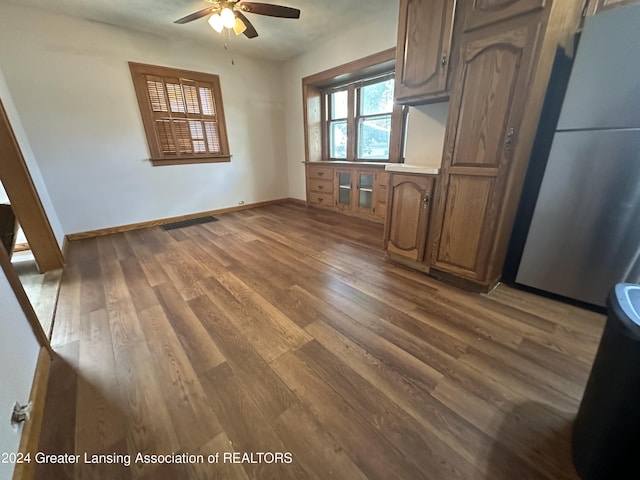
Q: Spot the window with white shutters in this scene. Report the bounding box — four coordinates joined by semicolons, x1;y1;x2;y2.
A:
129;63;230;166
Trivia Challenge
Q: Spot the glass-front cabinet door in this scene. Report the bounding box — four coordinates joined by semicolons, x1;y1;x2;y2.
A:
336;170;353;209
356;170;374;214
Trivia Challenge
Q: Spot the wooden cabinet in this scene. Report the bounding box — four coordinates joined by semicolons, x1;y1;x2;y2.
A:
430;0;586;291
307;164;335;209
373;171;390;222
305;163;389;223
394;0;457;104
385;174;435;263
463;0;546;32
586;0;638;15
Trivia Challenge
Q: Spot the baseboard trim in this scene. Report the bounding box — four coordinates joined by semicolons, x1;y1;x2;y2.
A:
66;198;304;241
12;346;51;480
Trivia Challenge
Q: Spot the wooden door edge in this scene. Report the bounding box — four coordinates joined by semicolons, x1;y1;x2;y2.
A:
0;99;64;272
12;346;51;480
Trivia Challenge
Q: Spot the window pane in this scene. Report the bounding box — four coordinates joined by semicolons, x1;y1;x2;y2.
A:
200;87;216;116
146;80;168;112
173;120;192;153
204;121;221;153
359;79;394;116
330;121;347;158
358;115;391;159
330;90;348;120
166;83;186;113
155;119;176;155
183;85;200;114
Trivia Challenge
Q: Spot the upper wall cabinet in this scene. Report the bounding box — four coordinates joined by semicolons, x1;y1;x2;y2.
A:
394;0;457;104
463;0;546;32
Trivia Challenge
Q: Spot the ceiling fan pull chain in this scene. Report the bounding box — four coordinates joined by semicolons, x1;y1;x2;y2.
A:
223;29;236;66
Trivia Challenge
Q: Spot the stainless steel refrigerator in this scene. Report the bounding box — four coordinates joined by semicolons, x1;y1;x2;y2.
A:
515;3;640;307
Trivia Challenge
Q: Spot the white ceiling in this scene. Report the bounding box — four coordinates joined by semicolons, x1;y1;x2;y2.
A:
0;0;398;62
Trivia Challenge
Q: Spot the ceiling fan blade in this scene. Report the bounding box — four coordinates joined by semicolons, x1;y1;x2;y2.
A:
235;11;259;38
174;7;216;24
239;2;301;19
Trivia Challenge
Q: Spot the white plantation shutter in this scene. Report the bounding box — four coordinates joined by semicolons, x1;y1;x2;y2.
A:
130;63;230;165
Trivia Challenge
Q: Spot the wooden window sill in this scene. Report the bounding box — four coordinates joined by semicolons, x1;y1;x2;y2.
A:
150;155;232;167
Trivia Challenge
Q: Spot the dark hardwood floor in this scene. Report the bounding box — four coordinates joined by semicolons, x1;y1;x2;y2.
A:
34;203;605;479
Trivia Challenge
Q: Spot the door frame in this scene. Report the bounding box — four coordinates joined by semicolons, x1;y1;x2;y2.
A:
0;98;64;272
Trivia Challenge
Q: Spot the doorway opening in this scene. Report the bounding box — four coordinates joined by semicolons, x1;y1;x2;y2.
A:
1;182;62;338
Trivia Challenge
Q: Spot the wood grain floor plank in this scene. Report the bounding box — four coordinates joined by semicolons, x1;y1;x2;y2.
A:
119;257;159;313
292;285;444;392
295;340;481;480
273;404;368;480
111;341;180;478
154;282;226;373
188;431;251;480
197;275;310;363
137;305;223;451
76;309;126;456
271;350;428;480
188;294;297;421
202;362;315;480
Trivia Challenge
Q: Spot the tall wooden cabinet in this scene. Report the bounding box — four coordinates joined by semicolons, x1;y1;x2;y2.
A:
429;0;586;291
394;0;457;104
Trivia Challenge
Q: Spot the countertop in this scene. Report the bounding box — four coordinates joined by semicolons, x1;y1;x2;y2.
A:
384;164;440;175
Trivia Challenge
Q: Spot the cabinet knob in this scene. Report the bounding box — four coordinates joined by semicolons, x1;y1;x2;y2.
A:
441;54;448;70
423;193;430;206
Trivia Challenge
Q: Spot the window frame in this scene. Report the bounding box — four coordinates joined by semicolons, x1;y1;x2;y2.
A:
322;73;400;163
129;62;231;167
302;48;406;164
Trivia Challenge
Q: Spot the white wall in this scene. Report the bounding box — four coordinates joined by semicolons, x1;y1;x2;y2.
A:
0;67;65;247
0;266;41;480
404;103;449;168
282;4;399;200
0;4;288;235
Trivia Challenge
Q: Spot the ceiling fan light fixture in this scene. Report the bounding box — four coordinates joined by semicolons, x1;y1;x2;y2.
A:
233;17;247;36
208;13;224;33
220;7;236;28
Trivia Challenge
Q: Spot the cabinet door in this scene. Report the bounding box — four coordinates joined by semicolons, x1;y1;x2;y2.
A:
395;0;456;103
431;20;541;281
464;0;546;32
355;170;375;214
335;169;353;210
386;175;435;262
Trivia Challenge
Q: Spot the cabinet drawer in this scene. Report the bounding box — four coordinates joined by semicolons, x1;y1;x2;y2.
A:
308;179;334;194
308;193;333;207
307;166;333;180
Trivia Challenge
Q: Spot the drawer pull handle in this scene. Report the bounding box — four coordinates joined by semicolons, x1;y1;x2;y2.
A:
318;185;323;190
318;197;324;203
318;172;324;177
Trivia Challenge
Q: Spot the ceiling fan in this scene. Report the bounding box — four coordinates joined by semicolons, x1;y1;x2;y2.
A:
174;1;301;39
